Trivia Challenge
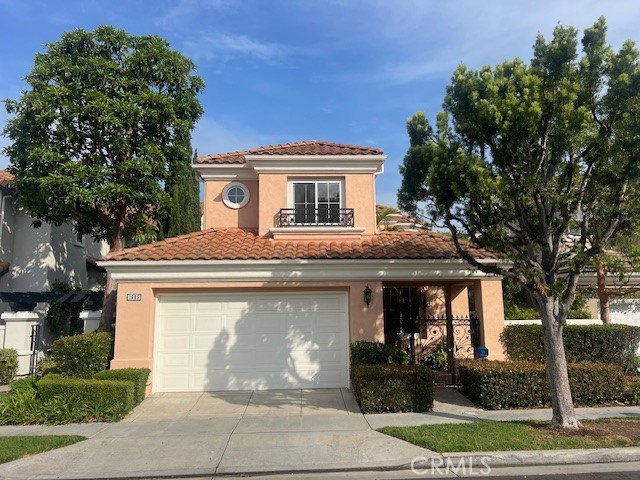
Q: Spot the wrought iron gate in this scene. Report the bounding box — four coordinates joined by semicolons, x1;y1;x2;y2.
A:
420;314;479;385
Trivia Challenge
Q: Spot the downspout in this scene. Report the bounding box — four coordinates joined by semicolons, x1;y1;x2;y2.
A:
0;193;11;254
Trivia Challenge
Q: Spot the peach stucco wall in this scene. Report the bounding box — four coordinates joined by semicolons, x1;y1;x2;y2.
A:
111;280;384;390
203;179;259;230
204;173;378;237
474;278;506;360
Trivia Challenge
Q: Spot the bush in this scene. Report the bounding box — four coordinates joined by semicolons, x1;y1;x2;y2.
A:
350;341;409;366
9;376;38;395
93;368;150;405
422;339;449;370
351;364;435;413
458;360;626;409
0;349;19;384
501;324;640;371
48;332;112;377
0;379;125;425
38;374;134;418
625;378;640;405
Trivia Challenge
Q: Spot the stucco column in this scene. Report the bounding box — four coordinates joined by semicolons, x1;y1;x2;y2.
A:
1;311;42;376
473;279;506;360
445;285;470;317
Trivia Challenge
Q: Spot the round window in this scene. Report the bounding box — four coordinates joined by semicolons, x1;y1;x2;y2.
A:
222;182;250;209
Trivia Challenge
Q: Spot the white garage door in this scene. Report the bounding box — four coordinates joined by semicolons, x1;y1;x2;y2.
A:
154;292;349;392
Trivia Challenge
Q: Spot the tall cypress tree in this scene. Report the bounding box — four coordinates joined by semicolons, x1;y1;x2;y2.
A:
163;137;202;238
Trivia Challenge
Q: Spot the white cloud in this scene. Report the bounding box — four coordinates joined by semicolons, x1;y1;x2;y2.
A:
155;0;239;28
181;33;288;64
314;0;640;86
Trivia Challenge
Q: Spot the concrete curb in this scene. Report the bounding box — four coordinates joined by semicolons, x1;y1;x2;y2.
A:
6;448;640;480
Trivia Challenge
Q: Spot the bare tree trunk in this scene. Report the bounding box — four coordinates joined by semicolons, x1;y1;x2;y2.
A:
597;263;611;324
97;232;122;333
540;300;581;429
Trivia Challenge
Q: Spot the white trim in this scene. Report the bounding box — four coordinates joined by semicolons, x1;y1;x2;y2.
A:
246;155;386;174
269;227;365;235
193;164;258;181
222;182;250;209
98;258;501;283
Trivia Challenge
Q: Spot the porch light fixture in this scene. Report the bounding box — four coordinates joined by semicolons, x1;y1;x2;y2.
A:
363;284;372;307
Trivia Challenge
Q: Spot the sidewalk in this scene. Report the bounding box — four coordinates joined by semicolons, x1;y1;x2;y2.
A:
0;387;639;479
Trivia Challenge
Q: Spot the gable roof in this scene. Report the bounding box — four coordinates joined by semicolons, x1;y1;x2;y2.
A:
0;170;14;189
105;228;496;262
196;140;384;165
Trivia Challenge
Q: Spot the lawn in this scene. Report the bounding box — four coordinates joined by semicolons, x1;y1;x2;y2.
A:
379;419;640;453
0;436;86;464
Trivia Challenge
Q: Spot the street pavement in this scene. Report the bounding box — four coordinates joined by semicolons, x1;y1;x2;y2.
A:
0;387;639;479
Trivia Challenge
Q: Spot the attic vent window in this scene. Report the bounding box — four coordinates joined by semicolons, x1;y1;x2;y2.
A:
222;182;250;209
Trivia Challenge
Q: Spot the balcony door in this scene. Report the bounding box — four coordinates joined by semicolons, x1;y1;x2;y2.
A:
293;181;341;224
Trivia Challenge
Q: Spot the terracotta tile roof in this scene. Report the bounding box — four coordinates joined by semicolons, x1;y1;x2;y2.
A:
106;228;497;262
0;170;14;189
196;140;384;165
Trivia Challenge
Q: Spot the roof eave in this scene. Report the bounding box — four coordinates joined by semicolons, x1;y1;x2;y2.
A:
98;258;503;283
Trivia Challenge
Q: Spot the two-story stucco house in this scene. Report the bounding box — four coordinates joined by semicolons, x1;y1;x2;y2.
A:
100;141;506;394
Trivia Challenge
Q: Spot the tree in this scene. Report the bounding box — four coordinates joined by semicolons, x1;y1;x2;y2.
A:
398;17;640;429
3;26;204;332
162;147;202;238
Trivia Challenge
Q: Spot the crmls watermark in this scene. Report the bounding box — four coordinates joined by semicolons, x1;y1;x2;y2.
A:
411;456;492;476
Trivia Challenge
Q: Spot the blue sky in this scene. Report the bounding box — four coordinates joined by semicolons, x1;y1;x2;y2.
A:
1;0;639;208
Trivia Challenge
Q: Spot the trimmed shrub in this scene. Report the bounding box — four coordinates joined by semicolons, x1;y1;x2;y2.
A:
0;379;125;425
458;360;626;409
0;349;19;384
93;368;150;405
625;377;640;405
501;324;640;371
49;332;113;377
350;341;409;366
351;364;435;413
9;376;38;394
38;374;134;417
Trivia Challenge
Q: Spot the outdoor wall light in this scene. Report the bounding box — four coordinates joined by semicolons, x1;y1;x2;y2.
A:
363;284;372;307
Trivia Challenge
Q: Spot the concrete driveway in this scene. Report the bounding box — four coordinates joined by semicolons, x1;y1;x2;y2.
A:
0;389;436;479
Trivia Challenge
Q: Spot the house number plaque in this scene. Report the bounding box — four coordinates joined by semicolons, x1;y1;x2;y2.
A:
126;293;142;301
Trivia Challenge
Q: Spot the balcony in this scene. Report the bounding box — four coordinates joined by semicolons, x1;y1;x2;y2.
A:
276;208;355;227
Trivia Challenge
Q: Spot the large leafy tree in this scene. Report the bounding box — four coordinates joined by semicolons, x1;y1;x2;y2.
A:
398;18;640;429
3;26;204;331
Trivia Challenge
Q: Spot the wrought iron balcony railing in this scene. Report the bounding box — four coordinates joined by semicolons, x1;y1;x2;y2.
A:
276;208;354;227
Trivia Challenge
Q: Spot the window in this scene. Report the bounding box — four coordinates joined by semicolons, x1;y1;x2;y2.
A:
222;182;250;209
74;230;84;247
292;181;341;224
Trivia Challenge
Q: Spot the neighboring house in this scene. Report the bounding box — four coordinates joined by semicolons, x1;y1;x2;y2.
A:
0;170;109;373
100;140;506;394
376;205;427;232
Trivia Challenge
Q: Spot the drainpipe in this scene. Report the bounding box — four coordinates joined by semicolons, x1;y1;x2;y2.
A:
0;193;11;255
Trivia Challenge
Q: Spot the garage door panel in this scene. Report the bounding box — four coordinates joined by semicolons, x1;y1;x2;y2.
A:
159;334;191;350
155;293;348;392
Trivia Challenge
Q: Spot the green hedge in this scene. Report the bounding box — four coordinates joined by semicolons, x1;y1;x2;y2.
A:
93;369;150;405
37;374;134;417
49;332;113;377
351;365;435;413
501;324;640;371
350;341;409;366
0;349;19;384
458;360;626;409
